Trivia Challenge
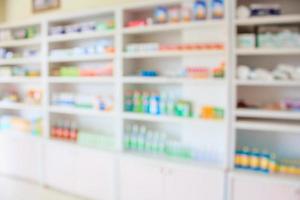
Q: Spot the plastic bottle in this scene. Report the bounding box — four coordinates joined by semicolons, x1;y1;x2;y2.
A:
133;91;142;113
259;150;270;173
56;121;64;138
159;92;167;115
137;126;146;151
240;146;250;169
157;133;167;154
250;148;260;171
268;153;277;173
167;93;175;116
62;120;70;139
51;122;58;138
149;92;160;115
124;125;132;150
235;147;243;168
70;122;78;142
142;92;150;113
145;130;154;153
151;132;161;154
130;124;139;150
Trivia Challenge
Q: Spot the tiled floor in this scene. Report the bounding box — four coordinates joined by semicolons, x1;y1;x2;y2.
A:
0;175;84;200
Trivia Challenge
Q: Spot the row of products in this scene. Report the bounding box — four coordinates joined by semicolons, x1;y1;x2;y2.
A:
137;62;225;79
126;0;224;27
237;64;300;81
236;4;281;19
51;120;78;141
0;66;40;77
0;48;39;60
124;125;195;160
238;26;300;49
124;90;225;120
201;106;224;120
0;87;42;105
51;63;114;77
51;93;114;112
78;131;115;150
0;26;39;42
51;63;113;77
235;147;300;176
126;42;224;52
49;20;115;36
0;115;42;136
184;63;225;79
238;99;300;112
51;120;115;149
124;91;193;117
50;40;114;58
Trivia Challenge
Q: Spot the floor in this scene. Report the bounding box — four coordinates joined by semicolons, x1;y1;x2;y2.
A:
0;175;84;200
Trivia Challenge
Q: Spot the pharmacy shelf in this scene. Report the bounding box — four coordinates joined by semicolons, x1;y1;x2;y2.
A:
236;48;300;56
236;109;300;120
123;77;225;85
49;106;115;117
0;58;41;65
230;170;300;186
0;102;42;111
235;80;300;87
48;138;116;153
123;112;225;125
123;50;224;59
0;38;41;48
0;77;42;83
47;31;115;43
124;151;226;171
48;54;114;63
236;14;300;26
235;120;300;134
123;20;225;34
48;77;115;83
0;19;41;30
0;131;42;142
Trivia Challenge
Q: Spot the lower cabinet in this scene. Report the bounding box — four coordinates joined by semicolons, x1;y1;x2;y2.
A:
119;156;165;200
75;147;115;200
44;141;115;200
0;134;42;182
119;155;225;200
164;163;224;200
229;172;300;200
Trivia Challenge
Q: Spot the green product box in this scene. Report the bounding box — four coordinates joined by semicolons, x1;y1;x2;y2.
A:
60;67;80;77
214;108;224;119
175;100;193;117
78;131;115;150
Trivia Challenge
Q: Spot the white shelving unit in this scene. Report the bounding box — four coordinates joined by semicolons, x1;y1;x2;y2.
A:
230;0;300;198
1;0;299;200
236;14;300;26
0;19;45;185
0;1;230;199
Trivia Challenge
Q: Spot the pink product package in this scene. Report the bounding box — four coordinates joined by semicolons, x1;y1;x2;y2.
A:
283;99;300;111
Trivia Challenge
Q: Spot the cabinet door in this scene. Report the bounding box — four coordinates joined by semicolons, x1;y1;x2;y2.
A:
0;134;41;182
75;148;115;200
14;136;41;181
44;141;77;194
231;175;300;200
165;164;224;200
119;156;165;200
0;135;18;175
